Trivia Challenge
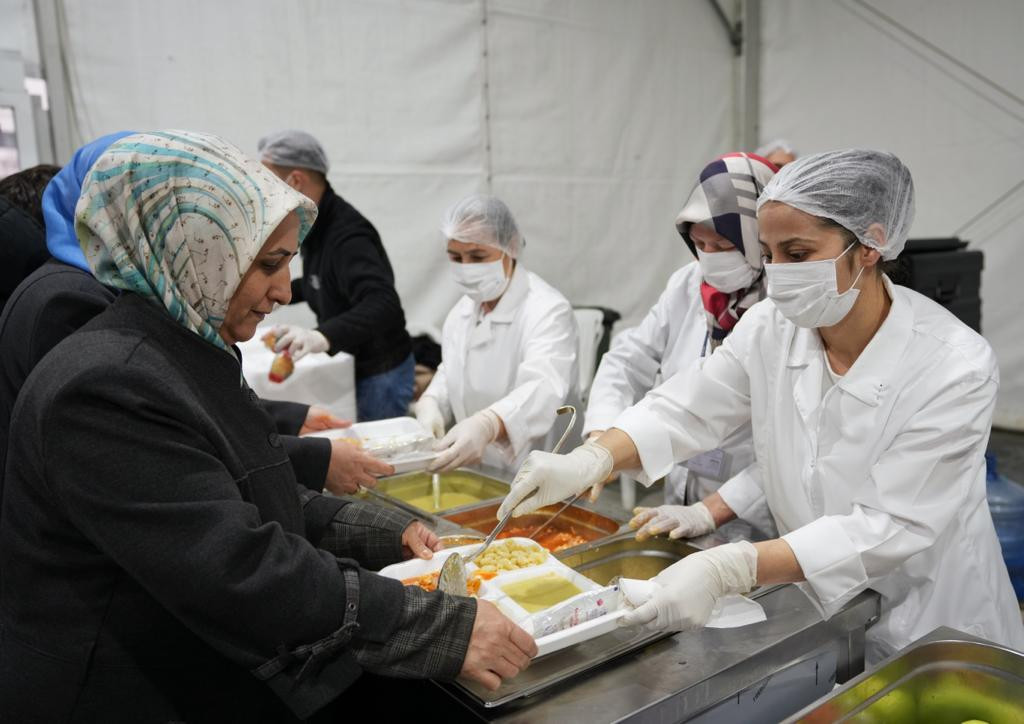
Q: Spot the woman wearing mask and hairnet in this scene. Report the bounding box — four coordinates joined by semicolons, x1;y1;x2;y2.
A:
416;195;579;473
499;149;1024;663
584;153;777;542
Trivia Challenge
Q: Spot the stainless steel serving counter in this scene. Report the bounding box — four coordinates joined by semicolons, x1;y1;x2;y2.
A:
426;585;880;723
785;626;1024;723
363;466;881;722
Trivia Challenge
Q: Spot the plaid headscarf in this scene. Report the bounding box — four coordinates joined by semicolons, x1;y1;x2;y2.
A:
76;130;317;351
676;153;778;350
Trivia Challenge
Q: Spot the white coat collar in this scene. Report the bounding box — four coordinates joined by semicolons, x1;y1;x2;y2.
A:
785;276;912;407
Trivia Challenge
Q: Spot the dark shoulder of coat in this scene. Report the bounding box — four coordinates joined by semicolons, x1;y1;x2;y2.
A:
0;196;49;309
0;293;361;719
0;259;115;490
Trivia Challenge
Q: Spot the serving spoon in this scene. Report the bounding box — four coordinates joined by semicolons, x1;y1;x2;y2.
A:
438;405;577;594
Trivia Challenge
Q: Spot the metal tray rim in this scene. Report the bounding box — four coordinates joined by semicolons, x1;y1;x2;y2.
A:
448;531;701;708
442;501;626;555
784;627;1024;722
448;630;675;708
364;468;511;517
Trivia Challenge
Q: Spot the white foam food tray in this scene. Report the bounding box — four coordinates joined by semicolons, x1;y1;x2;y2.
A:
304;416;437;474
379;538;626;658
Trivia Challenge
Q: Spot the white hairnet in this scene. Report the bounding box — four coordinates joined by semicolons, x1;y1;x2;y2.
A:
258;129;329;175
757;149;915;260
755;138;795;157
441;194;523;257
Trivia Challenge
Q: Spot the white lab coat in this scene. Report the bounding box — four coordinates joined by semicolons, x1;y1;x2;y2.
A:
422;265;579;472
614;277;1024;662
584;262;775;540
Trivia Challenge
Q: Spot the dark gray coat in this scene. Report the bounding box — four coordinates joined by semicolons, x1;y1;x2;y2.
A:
0;293;474;722
0;260;332;515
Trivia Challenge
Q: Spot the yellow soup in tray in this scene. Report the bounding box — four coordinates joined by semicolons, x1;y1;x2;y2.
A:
404;492;481;512
500;572;583;613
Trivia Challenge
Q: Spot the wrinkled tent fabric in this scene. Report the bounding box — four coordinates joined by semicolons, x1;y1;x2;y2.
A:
54;0;733;344
50;1;1024;429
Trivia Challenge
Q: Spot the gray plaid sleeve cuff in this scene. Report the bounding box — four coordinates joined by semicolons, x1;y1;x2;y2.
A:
317;498;417;570
351;586;476;681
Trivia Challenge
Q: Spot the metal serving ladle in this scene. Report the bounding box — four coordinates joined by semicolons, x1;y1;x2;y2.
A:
431;472;442;511
526;489;589;542
438;405;577;595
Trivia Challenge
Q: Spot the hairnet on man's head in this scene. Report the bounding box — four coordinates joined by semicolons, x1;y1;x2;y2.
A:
754;138;795;158
757;149;915;260
441;194;523;257
258;129;329;175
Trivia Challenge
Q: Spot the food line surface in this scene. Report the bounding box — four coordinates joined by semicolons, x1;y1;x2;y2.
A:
355;465;882;722
438;586;881;723
357;463;631;543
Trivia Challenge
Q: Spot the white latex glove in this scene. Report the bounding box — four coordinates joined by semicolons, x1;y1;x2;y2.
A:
497;441;614;519
415;396;446;439
619;541;758;632
272;324;329;362
428;409;500;472
629;503;716;541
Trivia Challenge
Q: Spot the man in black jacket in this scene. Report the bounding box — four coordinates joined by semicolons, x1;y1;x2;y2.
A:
259;130;415;422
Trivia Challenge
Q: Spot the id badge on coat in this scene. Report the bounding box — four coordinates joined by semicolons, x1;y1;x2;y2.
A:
684;448;729;481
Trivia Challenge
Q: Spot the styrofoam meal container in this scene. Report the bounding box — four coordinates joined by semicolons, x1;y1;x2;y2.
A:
378;538;627;658
304;416;438;474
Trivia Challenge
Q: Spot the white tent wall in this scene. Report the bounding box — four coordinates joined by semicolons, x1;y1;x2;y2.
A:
760;0;1024;430
51;0;734;339
56;0;486;334
483;0;733;316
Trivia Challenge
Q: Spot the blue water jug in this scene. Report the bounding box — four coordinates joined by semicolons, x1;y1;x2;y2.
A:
986;453;1024;600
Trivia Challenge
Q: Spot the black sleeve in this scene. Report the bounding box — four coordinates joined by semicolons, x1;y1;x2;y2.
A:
353;587;476;681
281;435;331;492
41;365;428;718
259;399;309;436
292;489;475;681
290;277;305;304
316;233;406;356
298;488;416;569
295;485;347;546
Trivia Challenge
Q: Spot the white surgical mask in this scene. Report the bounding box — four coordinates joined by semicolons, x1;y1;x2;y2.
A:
450;256;510;303
764;243;865;328
695;248;759;292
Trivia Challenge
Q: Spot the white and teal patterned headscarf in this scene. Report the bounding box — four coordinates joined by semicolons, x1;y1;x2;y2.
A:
75;130;317;350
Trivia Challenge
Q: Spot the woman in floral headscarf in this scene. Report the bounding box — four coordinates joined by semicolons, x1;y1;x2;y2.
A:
584;153;779;541
0;131;534;721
